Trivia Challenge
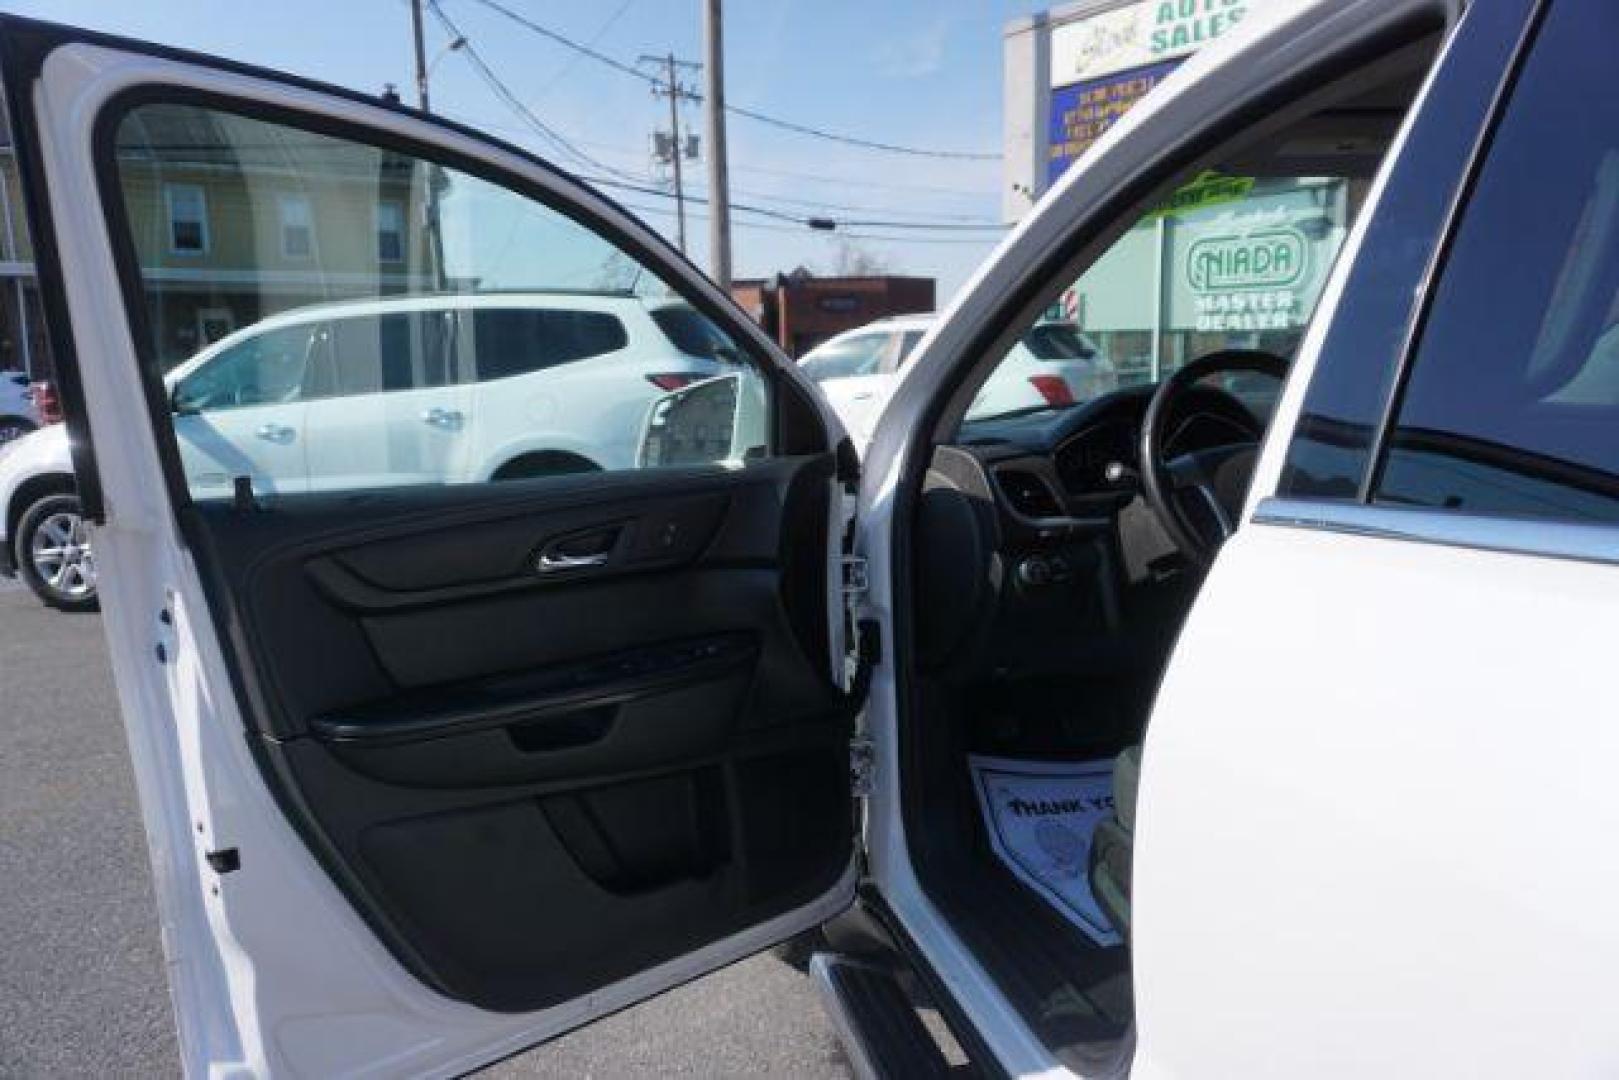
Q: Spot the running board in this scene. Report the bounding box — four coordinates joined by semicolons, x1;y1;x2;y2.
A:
810;953;961;1078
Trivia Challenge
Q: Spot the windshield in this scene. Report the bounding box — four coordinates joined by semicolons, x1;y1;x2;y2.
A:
962;173;1357;425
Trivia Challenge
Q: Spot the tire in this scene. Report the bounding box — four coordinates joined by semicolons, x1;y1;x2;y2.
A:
0;416;34;448
491;451;601;481
14;492;98;612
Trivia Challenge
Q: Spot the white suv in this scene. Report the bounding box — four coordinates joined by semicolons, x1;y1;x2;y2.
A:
167;292;734;496
799;314;1115;450
0;291;734;607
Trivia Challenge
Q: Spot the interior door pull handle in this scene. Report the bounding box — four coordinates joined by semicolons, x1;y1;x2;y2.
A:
421;407;464;429
536;550;611;573
255;423;295;443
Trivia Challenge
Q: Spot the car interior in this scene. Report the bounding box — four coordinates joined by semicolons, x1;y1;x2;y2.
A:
897;30;1447;1072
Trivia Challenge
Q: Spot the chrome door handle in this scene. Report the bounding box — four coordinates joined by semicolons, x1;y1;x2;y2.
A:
255;423;295;443
421;407;464;430
536;550;611;573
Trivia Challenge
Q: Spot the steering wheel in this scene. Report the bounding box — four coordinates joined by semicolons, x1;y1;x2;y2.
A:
1139;349;1287;566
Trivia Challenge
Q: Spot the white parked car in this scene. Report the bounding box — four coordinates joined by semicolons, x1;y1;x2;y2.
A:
799;314;1115;450
164;292;735;497
0;369;39;445
0;292;736;608
10;2;1619;1077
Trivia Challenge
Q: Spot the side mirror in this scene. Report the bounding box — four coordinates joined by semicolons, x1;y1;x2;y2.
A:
170;383;200;416
637;372;768;468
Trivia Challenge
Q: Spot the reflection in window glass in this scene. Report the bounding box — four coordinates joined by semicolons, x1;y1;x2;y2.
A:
278;194;313;259
960;173;1353;429
1375;0;1619;523
164;182;208;254
376;201;404;263
111;103;767;499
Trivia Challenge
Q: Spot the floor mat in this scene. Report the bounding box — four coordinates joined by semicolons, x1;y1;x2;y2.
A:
968;754;1123;947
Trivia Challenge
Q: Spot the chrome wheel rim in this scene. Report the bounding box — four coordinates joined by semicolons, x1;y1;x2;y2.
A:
29;510;96;599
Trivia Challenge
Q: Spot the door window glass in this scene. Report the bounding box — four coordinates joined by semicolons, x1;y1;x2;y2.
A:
799;334;888;382
960;173;1356;429
108;103;769;499
172;323;315;412
1374;0;1619;523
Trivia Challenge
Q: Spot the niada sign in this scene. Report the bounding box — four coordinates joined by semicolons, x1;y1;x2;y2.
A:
1186;227;1307;292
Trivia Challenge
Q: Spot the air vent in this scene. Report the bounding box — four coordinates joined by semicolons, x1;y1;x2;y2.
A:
996;468;1062;518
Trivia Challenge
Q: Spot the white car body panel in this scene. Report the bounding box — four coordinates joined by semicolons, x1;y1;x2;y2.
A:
0;420;72;546
816;370;891;450
1132;520;1619;1079
29;40;855;1078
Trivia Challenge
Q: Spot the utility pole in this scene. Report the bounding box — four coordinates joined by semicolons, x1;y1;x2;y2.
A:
410;0;432;112
703;0;733;289
640;53;701;254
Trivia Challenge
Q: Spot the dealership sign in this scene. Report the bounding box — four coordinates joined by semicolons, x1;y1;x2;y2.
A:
1049;0;1259;89
1046;1;1272;184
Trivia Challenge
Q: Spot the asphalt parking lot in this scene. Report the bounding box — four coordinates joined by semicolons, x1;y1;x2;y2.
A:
0;580;850;1077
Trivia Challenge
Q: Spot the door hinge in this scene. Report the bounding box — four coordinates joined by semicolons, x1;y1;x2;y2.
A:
154;605;178;665
840;555;869;599
850;734;875;798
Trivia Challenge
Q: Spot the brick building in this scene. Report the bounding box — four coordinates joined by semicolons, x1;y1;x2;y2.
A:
731;271;935;358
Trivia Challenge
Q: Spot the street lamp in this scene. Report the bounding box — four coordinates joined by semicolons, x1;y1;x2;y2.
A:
428;36;466;78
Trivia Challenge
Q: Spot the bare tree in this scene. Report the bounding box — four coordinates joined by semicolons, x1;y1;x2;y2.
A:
832;240;889;277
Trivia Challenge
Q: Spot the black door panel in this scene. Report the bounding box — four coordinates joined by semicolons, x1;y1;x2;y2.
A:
181;455;851;1011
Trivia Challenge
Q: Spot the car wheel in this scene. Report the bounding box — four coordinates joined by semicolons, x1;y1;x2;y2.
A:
14;492;98;612
0;416;34;447
491;451;601;480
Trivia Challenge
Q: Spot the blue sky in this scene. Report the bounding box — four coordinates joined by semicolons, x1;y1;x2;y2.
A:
10;0;1050;301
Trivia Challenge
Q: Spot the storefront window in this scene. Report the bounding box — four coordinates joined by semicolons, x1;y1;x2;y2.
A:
1063;173;1353;389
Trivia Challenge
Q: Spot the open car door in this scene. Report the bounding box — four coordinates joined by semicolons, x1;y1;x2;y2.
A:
0;17;858;1076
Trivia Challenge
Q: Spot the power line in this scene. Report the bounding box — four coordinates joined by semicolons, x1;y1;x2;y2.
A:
427;4;1008;238
621;200;1000;246
531;0;638;100
461;0;1000;162
431;105;1006;228
427;1;642;185
435;109;995;199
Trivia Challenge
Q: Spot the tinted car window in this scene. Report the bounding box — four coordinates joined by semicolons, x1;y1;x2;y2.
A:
896;330;925;367
650;303;736;360
467;308;628;381
1274;2;1535;502
321;310;458;396
1374;0;1619;522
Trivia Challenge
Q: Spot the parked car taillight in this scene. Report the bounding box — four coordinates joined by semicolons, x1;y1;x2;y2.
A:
645;373;701;392
1027;375;1074;406
30;380;62;424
